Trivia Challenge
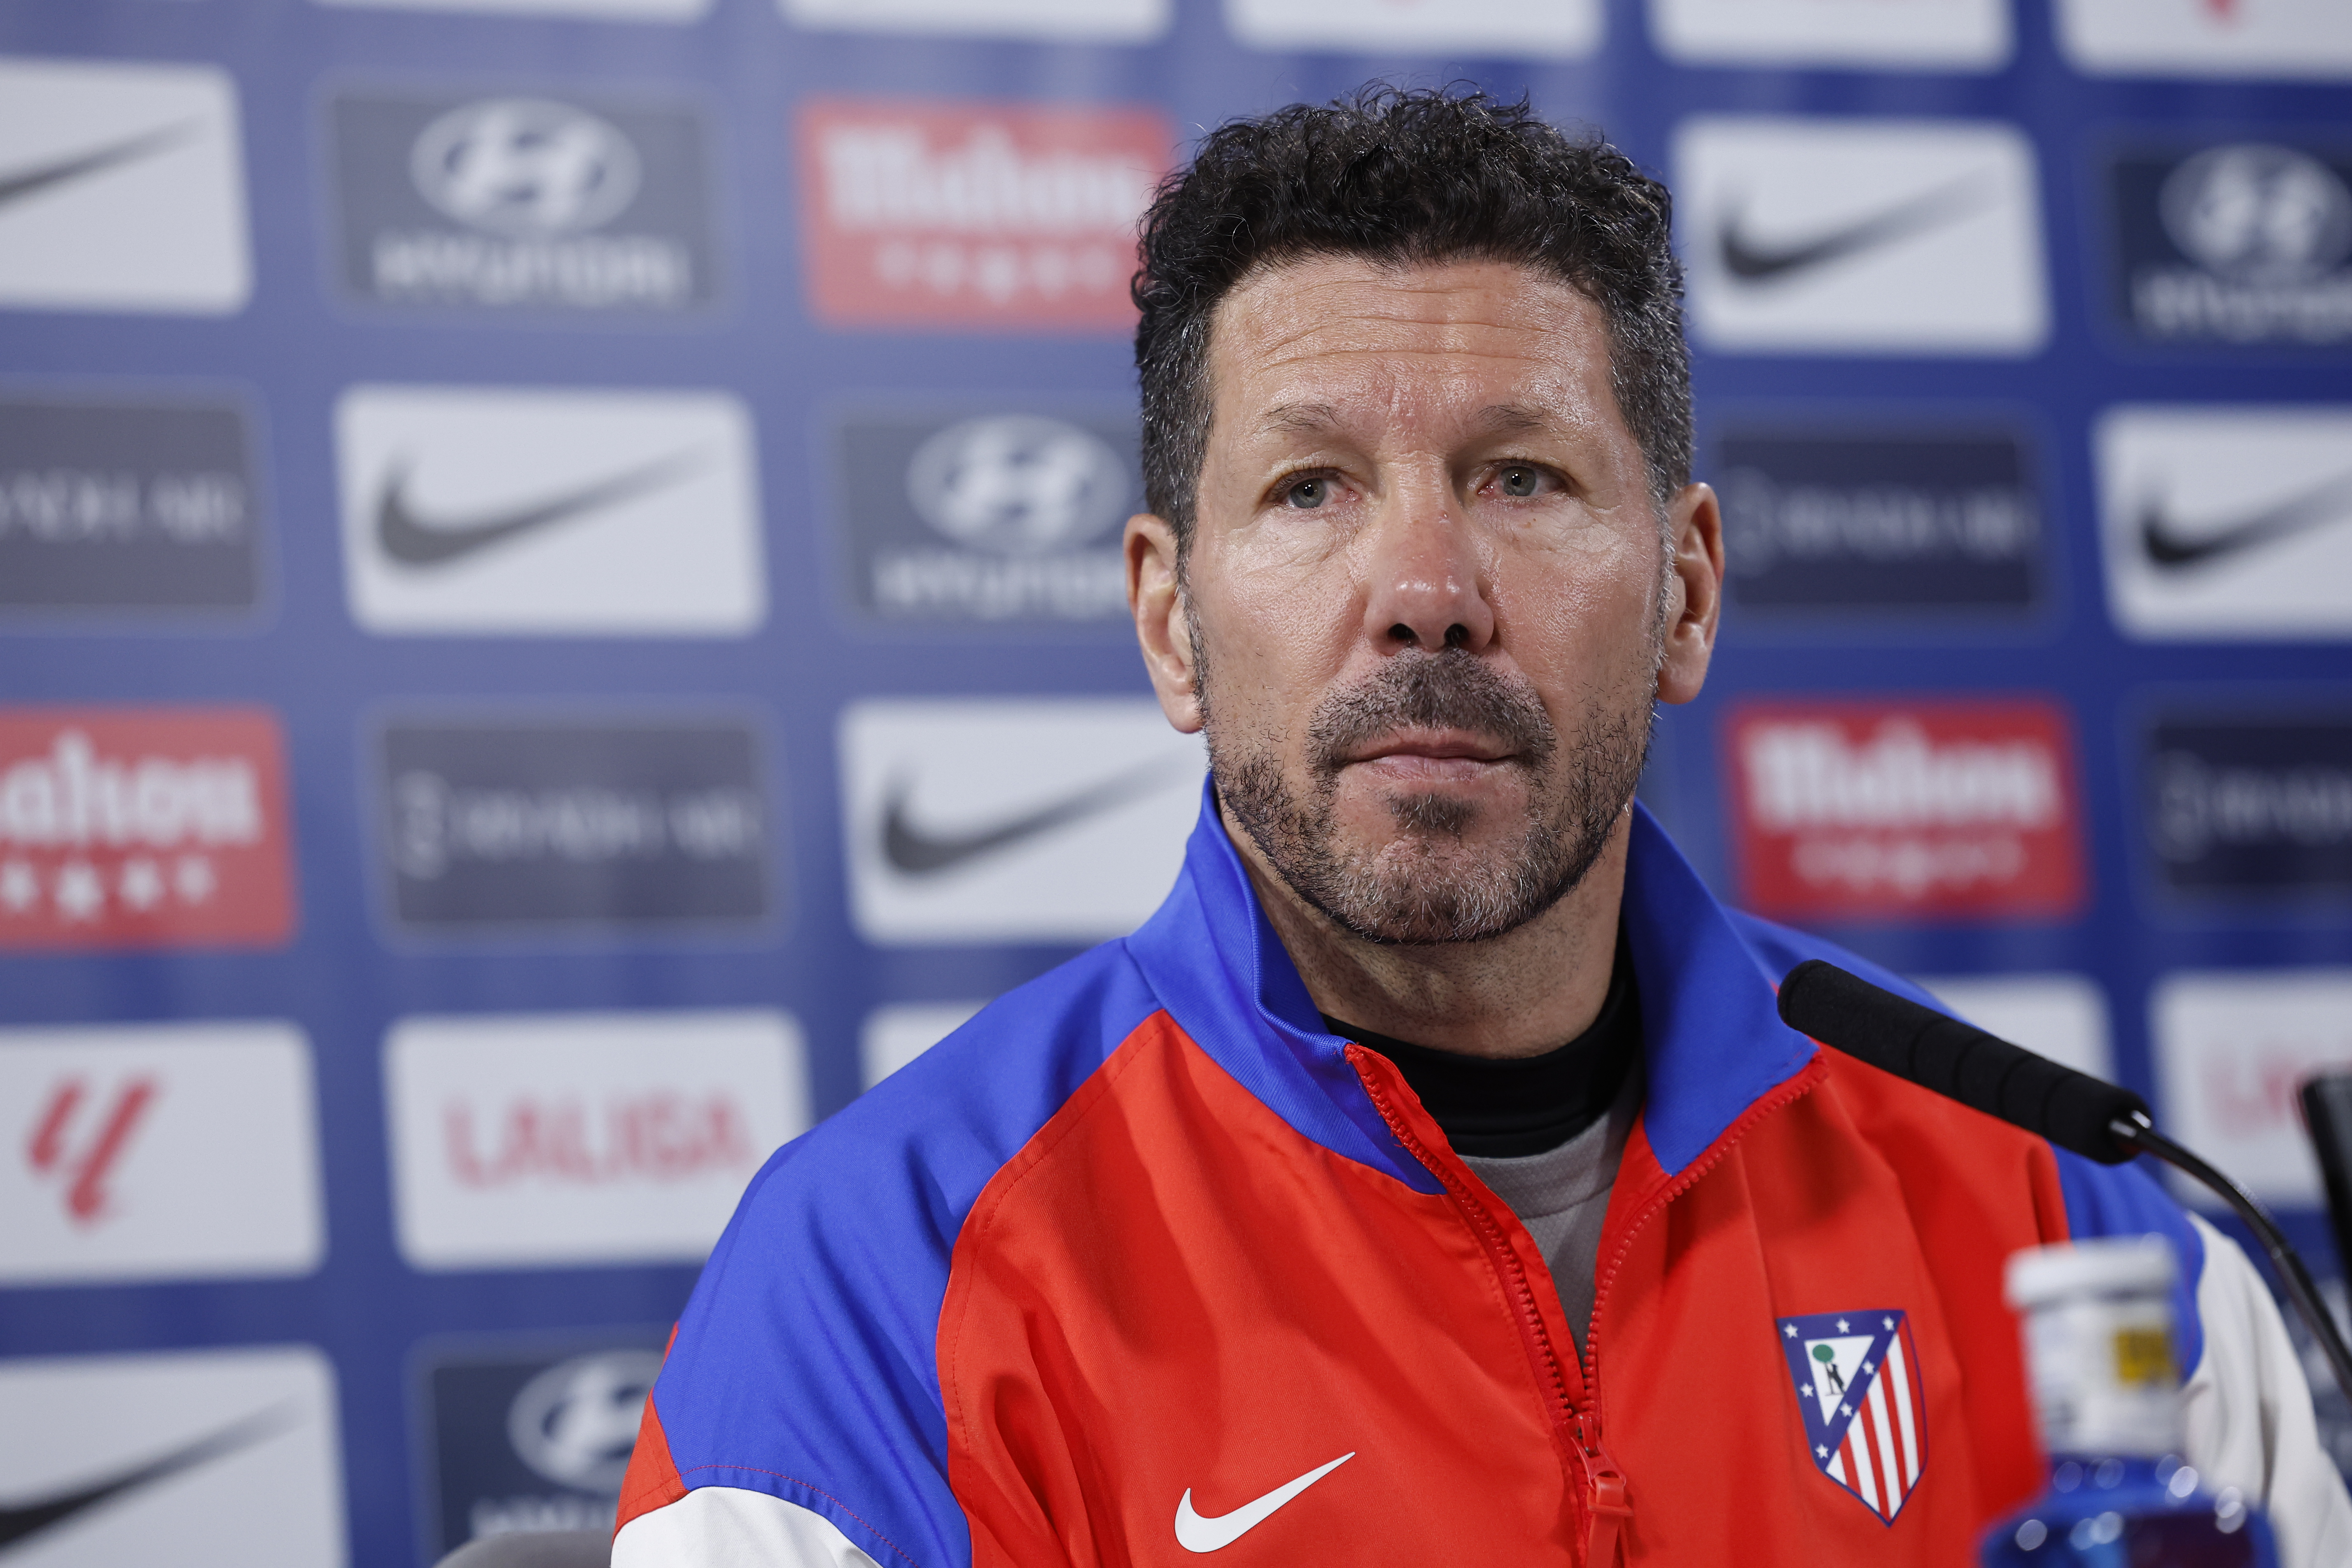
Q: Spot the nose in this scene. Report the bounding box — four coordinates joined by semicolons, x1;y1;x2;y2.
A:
1360;483;1495;654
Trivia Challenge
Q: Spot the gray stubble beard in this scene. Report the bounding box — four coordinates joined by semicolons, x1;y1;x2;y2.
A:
1199;623;1656;947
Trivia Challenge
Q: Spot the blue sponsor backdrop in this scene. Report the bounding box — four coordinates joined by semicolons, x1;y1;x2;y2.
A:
2;1;2350;1564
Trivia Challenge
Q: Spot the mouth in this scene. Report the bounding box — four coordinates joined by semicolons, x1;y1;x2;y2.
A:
1340;728;1518;784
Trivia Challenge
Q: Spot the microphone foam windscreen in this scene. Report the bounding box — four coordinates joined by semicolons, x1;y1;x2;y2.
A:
1778;960;2148;1166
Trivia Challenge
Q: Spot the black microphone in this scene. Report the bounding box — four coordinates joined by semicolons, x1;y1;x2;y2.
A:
1776;958;2149;1164
1778;958;2352;1406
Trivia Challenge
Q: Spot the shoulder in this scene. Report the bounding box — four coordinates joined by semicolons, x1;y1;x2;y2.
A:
703;935;1167;1311
1722;909;2207;1358
639;939;1168;1567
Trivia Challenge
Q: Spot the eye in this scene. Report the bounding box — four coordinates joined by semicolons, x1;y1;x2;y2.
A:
1283;476;1331;509
1496;465;1546;498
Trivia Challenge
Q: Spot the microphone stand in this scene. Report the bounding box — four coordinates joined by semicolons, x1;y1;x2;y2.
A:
2110;1111;2352;1407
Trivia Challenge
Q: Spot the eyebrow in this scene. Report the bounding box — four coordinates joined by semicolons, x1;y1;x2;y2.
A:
1472;403;1553;436
1255;402;1340;436
1251;401;1560;440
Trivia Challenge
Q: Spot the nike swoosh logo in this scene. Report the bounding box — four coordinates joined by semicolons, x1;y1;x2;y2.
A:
374;449;703;568
0;1404;293;1550
881;757;1191;876
2140;470;2352;569
0;123;200;215
1719;172;1996;283
1173;1451;1355;1554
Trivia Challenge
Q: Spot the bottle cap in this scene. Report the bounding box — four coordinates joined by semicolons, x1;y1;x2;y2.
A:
2006;1236;2177;1311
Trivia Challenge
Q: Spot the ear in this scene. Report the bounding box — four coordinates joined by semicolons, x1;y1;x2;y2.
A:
1127;511;1203;733
1655;481;1724;707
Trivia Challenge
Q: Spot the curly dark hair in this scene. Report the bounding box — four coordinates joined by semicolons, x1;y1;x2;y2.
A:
1132;85;1689;558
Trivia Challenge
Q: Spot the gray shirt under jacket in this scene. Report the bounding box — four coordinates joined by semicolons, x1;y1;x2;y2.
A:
1324;924;1645;1356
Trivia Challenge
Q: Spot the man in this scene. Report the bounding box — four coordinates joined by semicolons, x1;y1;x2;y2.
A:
616;89;2350;1566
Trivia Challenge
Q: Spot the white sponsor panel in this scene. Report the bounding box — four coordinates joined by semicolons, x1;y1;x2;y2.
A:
841;698;1205;944
336;385;765;637
2095;405;2352;642
861;1001;984;1088
782;0;1166;41
0;58;250;315
0;1021;322;1285
1677;117;2047;356
313;0;707;17
0;1345;344;1568
385;1009;805;1270
2151;970;2352;1209
1226;0;1601;57
2058;0;2352;81
1651;0;2009;69
1913;973;2114;1083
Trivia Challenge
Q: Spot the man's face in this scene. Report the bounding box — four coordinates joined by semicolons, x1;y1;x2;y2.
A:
1128;254;1720;946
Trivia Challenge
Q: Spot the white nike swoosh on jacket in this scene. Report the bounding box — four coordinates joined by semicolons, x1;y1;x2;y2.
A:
1172;1451;1355;1553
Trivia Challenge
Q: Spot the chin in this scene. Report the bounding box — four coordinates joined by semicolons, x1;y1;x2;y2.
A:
1353;810;1518;870
1386;792;1477;840
1335;776;1520;836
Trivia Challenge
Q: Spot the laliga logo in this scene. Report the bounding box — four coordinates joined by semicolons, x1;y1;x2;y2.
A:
907;416;1129;555
2161;144;2352;285
442;1090;756;1190
411;99;642;239
24;1075;159;1225
507;1349;663;1493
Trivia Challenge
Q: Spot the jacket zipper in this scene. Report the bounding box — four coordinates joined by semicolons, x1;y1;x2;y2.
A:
1578;1060;1826;1400
1351;1043;1829;1567
1348;1045;1631;1566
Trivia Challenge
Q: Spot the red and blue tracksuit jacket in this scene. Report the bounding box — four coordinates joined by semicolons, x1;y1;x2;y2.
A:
615;787;2203;1566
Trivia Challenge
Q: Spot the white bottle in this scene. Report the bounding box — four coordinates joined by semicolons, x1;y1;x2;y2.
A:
1983;1237;2275;1565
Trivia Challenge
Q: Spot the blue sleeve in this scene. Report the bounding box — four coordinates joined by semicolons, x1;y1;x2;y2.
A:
2053;1150;2208;1380
647;943;1162;1568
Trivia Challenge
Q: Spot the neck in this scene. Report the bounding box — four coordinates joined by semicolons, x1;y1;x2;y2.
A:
1222;799;1633;1061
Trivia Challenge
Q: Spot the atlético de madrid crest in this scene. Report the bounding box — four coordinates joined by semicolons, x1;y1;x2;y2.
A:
1777;1309;1927;1525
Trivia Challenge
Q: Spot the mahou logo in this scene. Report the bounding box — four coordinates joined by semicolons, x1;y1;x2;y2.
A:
798;99;1169;330
1727;699;2085;920
0;709;294;947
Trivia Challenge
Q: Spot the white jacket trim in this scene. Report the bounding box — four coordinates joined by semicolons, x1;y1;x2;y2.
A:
611;1485;886;1568
2181;1213;2352;1568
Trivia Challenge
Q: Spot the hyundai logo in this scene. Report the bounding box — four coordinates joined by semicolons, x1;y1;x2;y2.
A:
410;99;642;239
905;415;1130;556
506;1349;663;1493
2160;143;2352;285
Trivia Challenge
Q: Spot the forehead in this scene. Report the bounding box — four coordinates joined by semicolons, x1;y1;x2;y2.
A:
1204;255;1614;435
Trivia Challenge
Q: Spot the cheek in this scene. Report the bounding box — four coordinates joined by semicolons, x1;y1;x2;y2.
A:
1195;557;1358;740
1498;536;1661;681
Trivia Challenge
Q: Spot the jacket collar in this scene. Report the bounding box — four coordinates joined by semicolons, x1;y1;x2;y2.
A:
1123;781;1818;1185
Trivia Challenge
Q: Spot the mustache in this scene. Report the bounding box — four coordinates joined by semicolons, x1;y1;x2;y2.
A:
1305;651;1559;776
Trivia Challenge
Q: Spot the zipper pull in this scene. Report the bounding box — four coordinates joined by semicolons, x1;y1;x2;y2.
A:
1570;1412;1631;1566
